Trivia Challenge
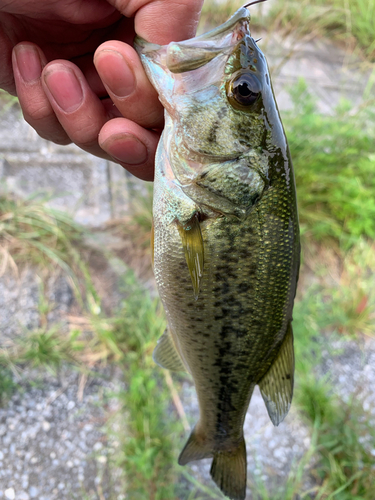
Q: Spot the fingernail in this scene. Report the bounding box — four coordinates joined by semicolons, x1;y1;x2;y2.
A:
44;65;83;113
95;50;135;97
103;134;148;165
14;44;43;83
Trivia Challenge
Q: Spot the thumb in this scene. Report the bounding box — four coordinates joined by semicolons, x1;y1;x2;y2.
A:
107;0;204;44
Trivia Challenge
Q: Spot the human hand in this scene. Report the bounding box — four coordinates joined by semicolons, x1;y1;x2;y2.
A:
2;0;203;180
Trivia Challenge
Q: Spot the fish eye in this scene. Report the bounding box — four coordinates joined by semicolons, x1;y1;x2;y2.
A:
227;72;262;109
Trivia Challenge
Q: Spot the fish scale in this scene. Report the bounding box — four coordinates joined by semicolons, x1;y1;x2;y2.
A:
136;6;300;500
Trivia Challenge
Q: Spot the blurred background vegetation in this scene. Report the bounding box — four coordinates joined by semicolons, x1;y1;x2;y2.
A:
1;0;375;499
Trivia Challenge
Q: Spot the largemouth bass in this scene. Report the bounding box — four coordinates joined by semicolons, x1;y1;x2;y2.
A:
135;6;300;500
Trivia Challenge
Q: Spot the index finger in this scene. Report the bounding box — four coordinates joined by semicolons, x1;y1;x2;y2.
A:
108;0;204;44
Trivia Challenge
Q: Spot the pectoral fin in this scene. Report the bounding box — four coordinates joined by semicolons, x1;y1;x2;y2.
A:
258;323;295;426
177;214;204;300
153;328;186;372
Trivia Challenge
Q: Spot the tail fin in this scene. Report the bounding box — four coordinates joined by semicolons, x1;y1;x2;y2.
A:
178;426;213;465
210;437;247;500
178;428;247;500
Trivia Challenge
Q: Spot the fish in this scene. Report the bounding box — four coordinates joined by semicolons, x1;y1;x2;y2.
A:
135;5;300;500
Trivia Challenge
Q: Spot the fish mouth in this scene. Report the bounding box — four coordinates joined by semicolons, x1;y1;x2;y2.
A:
191;7;250;43
135;7;252;75
135;7;250;49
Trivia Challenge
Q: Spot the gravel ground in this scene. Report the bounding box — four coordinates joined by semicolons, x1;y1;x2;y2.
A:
0;366;125;500
0;264;126;500
0;269;73;343
321;337;375;417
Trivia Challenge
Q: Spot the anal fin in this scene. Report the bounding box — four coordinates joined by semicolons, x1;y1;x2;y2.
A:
178;426;213;465
153;328;186;372
258;322;295;426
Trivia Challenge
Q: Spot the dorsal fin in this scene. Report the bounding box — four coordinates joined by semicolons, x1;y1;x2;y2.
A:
153;328;186;372
177;213;204;300
258;322;294;426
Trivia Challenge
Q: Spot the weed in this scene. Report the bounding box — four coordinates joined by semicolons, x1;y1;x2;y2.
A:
265;0;375;61
0;90;19;113
0;191;100;308
300;390;375;499
199;0;375;61
284;79;375;247
103;271;182;499
248;424;319;499
15;326;77;373
292;269;375;498
105;184;153;281
0;366;17;406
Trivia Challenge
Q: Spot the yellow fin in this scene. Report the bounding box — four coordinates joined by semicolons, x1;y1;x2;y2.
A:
177;214;204;300
210;438;247;500
258;323;295;426
153;328;186;372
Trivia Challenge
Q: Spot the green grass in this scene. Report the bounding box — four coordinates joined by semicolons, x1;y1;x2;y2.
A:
267;0;375;61
0;191;99;308
290;251;375;498
0;191;83;271
0;89;19;114
199;0;375;61
283;79;375;248
0;366;17;406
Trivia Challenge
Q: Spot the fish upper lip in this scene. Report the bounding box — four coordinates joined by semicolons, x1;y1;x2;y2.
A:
186;7;250;43
135;7;251;55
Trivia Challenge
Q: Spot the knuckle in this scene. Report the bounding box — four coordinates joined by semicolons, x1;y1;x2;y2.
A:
24;102;54;124
71;127;99;150
37;129;71;145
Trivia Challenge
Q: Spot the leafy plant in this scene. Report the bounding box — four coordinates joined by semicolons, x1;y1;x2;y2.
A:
199;0;375;61
105;271;181;499
283;79;375;247
0;366;17;406
0;192;99;307
266;0;375;60
292;271;375;498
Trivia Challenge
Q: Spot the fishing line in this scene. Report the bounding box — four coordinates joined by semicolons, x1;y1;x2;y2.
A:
243;0;267;8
